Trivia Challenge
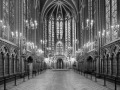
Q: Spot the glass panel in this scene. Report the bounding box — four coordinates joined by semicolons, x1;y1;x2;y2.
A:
49;20;51;54
56;21;59;39
105;0;111;43
60;21;63;39
9;0;15;42
2;0;9;40
56;15;63;40
111;0;118;40
68;19;71;47
65;19;68;53
52;18;54;55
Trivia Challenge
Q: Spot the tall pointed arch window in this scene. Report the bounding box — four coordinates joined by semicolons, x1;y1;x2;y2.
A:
65;14;71;50
44;18;47;52
3;0;9;25
2;0;9;39
68;18;71;47
106;0;118;43
51;16;54;55
9;0;15;32
48;15;54;55
65;16;68;52
60;18;63;39
56;19;59;39
48;19;52;53
106;0;111;43
72;17;75;55
111;0;118;40
56;15;63;40
23;0;27;37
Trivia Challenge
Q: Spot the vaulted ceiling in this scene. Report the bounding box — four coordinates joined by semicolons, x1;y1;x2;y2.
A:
40;0;79;21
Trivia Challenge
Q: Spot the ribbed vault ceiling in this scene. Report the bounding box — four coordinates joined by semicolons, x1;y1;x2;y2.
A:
41;0;78;21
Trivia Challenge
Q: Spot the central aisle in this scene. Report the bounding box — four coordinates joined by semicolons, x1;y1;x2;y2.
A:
9;70;111;90
45;70;72;90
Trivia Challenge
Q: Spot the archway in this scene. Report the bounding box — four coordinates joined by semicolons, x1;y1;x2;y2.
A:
27;56;33;76
57;58;64;69
86;56;93;73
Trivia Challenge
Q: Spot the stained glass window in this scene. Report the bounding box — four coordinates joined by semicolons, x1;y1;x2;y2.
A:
68;19;71;47
90;0;93;42
3;0;9;39
65;17;68;52
65;14;71;55
9;0;15;32
60;20;63;39
56;41;63;55
3;0;9;25
56;15;63;40
88;0;91;41
72;17;75;55
106;0;118;42
49;20;52;54
111;0;118;40
51;17;54;55
105;0;111;43
48;15;55;56
94;0;97;40
23;0;27;37
56;21;59;39
44;18;47;53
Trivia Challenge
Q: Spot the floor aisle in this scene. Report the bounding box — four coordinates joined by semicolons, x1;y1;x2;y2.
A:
3;70;119;90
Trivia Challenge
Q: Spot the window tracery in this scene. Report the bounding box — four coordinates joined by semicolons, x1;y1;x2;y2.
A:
56;15;63;40
106;0;111;43
111;0;118;40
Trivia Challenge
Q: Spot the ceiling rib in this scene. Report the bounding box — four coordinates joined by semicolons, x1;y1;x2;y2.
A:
41;0;78;21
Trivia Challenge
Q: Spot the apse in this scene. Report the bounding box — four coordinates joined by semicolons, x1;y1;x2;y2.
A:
42;0;77;58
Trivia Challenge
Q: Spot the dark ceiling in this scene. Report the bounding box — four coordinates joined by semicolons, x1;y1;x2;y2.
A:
40;0;47;11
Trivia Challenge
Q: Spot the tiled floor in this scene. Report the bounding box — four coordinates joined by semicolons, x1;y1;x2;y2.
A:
0;70;120;90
